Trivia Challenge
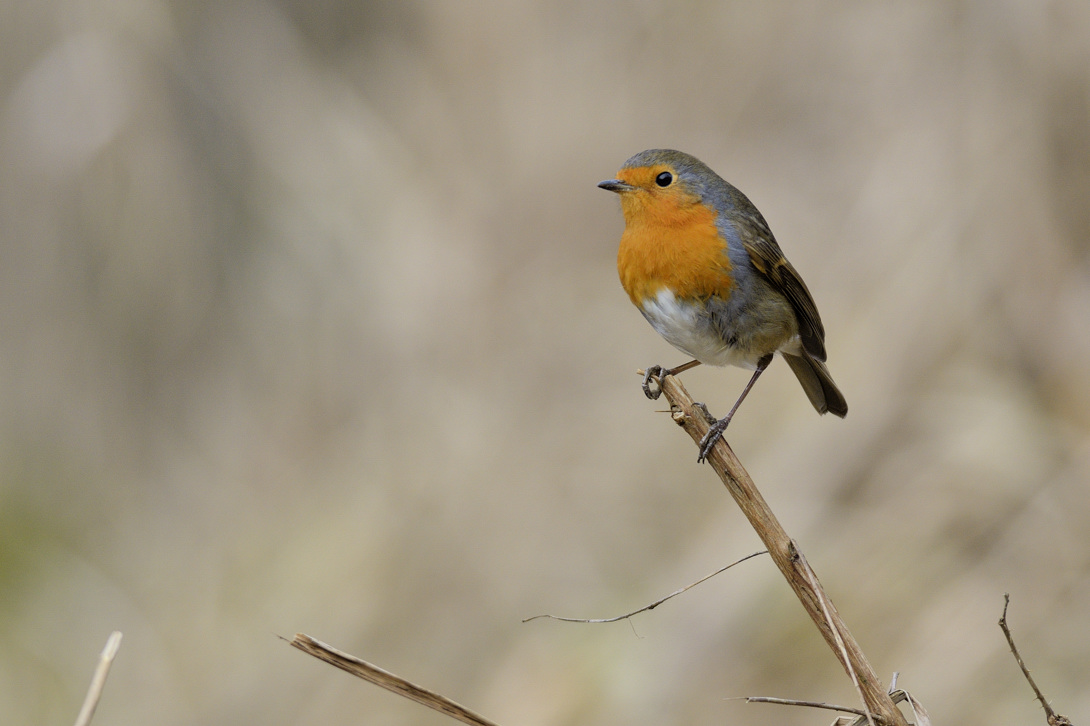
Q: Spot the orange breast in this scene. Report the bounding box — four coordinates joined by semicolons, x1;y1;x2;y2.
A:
616;192;733;307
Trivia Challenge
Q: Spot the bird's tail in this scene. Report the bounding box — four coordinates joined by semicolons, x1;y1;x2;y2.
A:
783;352;848;418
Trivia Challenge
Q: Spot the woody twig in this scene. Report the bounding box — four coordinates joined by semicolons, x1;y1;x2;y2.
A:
649;372;909;726
998;594;1073;726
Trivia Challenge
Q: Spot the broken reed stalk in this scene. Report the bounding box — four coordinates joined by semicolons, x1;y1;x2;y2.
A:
73;631;123;726
289;634;501;726
653;373;908;726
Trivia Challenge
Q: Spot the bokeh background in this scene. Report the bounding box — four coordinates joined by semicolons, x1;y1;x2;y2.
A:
2;1;1089;724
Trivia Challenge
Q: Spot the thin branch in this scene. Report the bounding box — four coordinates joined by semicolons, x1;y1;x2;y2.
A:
999;594;1073;726
73;631;123;726
646;372;910;726
286;633;503;726
741;696;871;718
522;550;766;623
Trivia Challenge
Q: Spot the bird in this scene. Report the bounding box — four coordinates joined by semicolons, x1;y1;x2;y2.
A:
599;149;847;462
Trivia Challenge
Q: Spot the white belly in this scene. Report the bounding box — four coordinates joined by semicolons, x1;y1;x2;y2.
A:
640;289;757;369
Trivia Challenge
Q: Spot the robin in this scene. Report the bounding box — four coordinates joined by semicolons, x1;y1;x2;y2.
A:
599;149;847;462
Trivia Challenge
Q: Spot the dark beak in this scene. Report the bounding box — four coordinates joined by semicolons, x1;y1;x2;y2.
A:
598;179;635;193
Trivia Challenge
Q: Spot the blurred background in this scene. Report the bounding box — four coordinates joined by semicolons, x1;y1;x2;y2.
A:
2;1;1089;724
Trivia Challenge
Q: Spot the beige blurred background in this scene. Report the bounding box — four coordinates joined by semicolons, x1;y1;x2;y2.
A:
2;1;1089;724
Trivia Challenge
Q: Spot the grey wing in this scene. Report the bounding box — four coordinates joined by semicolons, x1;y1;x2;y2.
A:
736;216;828;362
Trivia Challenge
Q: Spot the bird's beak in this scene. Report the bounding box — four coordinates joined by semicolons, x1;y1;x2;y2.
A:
598;179;635;193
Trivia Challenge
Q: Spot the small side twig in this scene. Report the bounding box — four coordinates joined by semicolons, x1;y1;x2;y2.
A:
286;633;503;726
523;550;766;623
73;631;123;726
999;594;1073;726
740;696;871;718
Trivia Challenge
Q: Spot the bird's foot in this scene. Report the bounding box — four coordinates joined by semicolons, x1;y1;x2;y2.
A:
642;365;666;400
641;360;701;400
697;414;734;464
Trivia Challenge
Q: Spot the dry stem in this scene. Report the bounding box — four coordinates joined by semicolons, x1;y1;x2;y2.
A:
287;633;502;726
73;631;122;726
999;594;1073;726
523;550;766;623
743;695;871;718
650;372;909;726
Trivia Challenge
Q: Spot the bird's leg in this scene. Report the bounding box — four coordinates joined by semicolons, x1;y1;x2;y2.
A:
642;359;702;400
697;354;773;463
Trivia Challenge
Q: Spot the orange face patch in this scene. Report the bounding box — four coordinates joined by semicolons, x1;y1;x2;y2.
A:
614;165;734;306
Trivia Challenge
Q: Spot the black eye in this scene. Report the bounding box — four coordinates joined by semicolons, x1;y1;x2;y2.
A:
655;171;673;187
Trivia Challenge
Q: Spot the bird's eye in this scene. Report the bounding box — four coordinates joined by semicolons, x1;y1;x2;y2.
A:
655;171;673;187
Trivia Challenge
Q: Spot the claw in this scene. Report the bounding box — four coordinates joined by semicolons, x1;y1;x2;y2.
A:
641;360;701;400
642;365;665;400
697;416;732;463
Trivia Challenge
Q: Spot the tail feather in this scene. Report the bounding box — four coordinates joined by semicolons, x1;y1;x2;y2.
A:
783;353;848;418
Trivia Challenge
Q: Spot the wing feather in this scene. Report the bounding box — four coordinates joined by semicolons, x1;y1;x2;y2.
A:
734;212;827;362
